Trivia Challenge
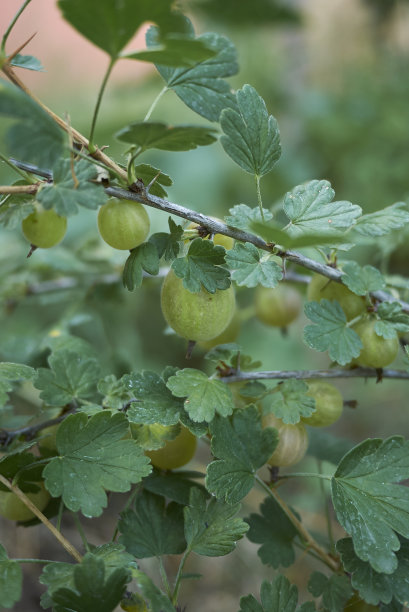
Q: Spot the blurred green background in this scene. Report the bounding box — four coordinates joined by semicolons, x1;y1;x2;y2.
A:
1;0;409;610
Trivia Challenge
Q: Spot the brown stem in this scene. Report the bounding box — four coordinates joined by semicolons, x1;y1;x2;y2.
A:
256;475;340;572
0;184;40;194
0;473;82;563
1;64;128;183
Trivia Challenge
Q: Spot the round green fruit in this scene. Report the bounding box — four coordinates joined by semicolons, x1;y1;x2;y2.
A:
38;424;59;453
22;206;67;248
0;482;50;521
97;198;150;250
353;318;399;368
198;309;241;350
302;381;343;427
307;273;366;321
146;426;197;470
255;284;302;327
161;269;236;342
262;414;308;467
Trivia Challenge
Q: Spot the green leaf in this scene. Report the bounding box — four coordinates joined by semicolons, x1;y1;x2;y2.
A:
147;27;239;121
133;570;176;612
245;496;298;568
123;370;183;425
354;202;409;237
184;488;248;556
36;159;108;216
166;368;234;423
220;84;281;176
116;121;217;152
0;79;65;168
122;243;160;291
304;300;362;365
123;35;216;66
133;163;172;198
284;180;362;235
0;544;22;608
43;412;151;517
10;53;44;71
308;571;353;612
144;470;207;505
171;238;231;293
48;553;131;612
266;380;315;424
338;537;409;606
149;217;183;262
225;203;273;231
119;491;186;557
58;0;184;59
341;262;386;296
250;219;347;249
129;423;180;451
238;575;310;612
331;437;409;573
40;544;134;608
375;303;409;339
97;375;132;410
0;362;35;409
307;429;355;466
206;406;278;503
0;193;35;229
225;242;283;288
34;350;101;406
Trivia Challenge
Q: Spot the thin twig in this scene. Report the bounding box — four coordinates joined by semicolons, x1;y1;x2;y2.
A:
0;183;40;194
0;473;82;563
220;368;409;383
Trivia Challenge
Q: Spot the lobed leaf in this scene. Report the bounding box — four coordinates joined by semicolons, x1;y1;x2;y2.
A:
43;412;151;517
337;537;409;606
308;571;353;612
149;217;183;261
116;121;217;152
133;163;173;198
0;362;35;409
166;368;234;422
238;575;314;612
284;180;362;235
245;496;298;568
122;243;160;291
225;203;273;231
119;491;186;557
354;202;409;237
171;238;231;293
0;544;22;608
123;35;216;66
34;350;101;406
206;406;278;503
331;437;409;573
375;302;409;339
220;84;281;176
184;488;248;556
265;380;315;424
147;27;239;121
304;300;362;365
36;159;108;216
225;242;283;288
341;261;386;296
124;370;183;425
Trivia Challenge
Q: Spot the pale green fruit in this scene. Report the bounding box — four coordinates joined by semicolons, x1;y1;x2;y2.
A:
38;424;59;452
161;269;236;342
255;284;302;327
262;414;308;467
22;206;67;248
302;381;343;427
0;482;50;521
307;273;366;321
353;318;399;368
146;425;197;470
98;198;150;250
198;309;241;350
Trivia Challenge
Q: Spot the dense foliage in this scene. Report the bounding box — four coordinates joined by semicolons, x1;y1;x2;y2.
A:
0;1;409;611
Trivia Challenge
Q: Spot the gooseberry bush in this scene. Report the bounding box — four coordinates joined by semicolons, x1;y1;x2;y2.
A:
1;2;409;611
